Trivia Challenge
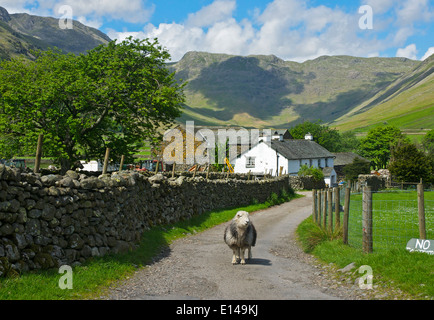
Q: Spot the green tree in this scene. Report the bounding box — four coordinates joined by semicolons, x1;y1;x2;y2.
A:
298;164;324;182
339;131;360;152
289;120;342;152
358;126;408;169
0;37;185;172
388;141;433;183
422;129;434;178
422;129;434;154
343;157;371;181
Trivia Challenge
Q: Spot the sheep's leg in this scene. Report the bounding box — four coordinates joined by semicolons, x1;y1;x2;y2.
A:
247;246;252;260
232;248;239;264
240;247;246;265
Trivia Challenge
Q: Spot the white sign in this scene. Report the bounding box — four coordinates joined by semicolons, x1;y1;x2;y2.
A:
406;238;434;255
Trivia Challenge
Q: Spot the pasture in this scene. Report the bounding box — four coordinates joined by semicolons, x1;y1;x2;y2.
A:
346;190;434;252
298;189;434;299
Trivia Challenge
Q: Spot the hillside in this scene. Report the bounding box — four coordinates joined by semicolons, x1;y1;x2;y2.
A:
171;51;432;133
331;54;434;133
0;6;431;134
0;6;110;60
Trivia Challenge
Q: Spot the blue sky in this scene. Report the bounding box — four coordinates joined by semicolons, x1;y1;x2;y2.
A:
2;0;433;62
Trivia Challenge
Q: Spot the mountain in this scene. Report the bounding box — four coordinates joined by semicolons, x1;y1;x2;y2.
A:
170;51;433;133
332;53;434;133
0;6;110;60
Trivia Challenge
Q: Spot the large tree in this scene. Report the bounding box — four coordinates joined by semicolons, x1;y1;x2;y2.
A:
388;141;433;183
289;120;342;152
0;37;185;172
422;129;434;177
358;126;408;169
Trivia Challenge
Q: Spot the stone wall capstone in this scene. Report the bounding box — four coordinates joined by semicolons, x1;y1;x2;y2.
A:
358;174;386;191
287;176;325;190
0;165;291;275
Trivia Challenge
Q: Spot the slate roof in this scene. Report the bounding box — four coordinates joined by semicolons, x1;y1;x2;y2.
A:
322;167;335;176
270;139;334;160
332;152;370;166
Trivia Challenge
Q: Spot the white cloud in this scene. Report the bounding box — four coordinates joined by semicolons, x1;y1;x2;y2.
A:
134;0;391;62
396;0;432;25
396;44;418;60
75;15;103;29
2;0;155;24
186;0;236;28
3;0;431;63
421;47;434;60
361;0;395;14
51;0;155;24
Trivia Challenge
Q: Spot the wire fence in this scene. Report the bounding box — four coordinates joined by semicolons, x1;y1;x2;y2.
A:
345;192;434;252
312;187;433;253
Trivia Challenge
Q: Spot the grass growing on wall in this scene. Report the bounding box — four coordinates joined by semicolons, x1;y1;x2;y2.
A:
0;189;301;300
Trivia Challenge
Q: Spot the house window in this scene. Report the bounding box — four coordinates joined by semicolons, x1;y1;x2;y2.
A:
246;156;255;168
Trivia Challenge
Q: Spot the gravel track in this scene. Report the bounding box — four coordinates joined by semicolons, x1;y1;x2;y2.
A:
101;192;406;300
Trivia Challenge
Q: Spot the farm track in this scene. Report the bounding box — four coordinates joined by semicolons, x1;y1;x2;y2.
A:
101;192;395;300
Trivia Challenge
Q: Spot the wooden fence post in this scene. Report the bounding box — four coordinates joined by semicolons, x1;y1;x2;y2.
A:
102;148;110;174
34;134;43;174
322;189;327;229
317;189;322;226
193;164;198;178
154;159;160;174
206;164;210;180
334;187;340;229
343;187;351;245
172;162;176;178
119;155;125;172
362;186;373;253
328;188;333;232
312;189;317;223
417;180;426;239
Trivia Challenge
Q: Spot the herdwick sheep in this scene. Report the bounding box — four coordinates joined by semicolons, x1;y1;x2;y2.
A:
224;211;257;265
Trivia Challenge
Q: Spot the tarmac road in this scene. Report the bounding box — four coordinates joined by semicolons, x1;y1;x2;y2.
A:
104;192;358;300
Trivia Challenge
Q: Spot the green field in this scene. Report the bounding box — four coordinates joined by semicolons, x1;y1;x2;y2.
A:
345;190;434;252
297;189;434;299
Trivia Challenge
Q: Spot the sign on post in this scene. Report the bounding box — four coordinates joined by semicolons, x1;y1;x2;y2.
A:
406;238;434;255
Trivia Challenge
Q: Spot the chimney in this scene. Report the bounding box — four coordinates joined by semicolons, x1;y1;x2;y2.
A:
305;132;313;141
272;131;284;141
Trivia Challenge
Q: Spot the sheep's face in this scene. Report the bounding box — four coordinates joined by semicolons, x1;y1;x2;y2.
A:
234;211;250;229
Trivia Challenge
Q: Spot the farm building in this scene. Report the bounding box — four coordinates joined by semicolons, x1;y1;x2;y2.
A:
233;132;337;186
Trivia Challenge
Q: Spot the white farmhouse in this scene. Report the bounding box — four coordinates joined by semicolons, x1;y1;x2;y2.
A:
233;132;337;186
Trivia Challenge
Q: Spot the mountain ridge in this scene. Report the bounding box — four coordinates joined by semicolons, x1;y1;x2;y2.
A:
171;51;431;133
0;7;432;134
0;6;110;60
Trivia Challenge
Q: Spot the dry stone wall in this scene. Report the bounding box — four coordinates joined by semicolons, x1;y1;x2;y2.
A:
0;165;291;275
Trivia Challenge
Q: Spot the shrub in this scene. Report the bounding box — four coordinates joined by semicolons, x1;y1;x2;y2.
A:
298;164;324;182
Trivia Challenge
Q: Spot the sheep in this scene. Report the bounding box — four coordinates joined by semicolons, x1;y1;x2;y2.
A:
224;211;257;265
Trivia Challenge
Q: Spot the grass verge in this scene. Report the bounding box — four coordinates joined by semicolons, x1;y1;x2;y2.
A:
296;216;433;299
0;189;301;300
